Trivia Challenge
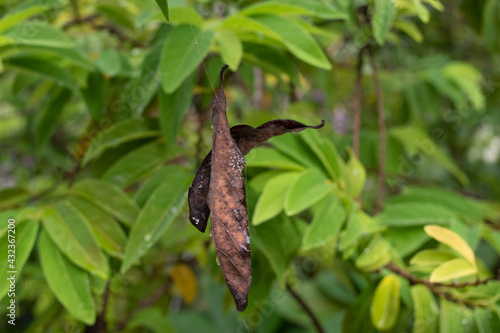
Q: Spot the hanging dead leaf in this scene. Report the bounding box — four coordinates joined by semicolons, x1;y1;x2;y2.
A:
187;65;324;312
189;120;324;232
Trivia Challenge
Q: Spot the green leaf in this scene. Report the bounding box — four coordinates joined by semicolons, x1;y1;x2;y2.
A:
376;202;457;227
82;119;160;166
424;225;476;268
372;0;396;45
121;169;191;273
482;0;500;51
95;49;122;77
285;168;334;215
241;0;345;19
0;187;29;210
384;226;430;258
411;284;439;333
103;141;177;188
38;230;96;325
42;202;109;279
302;195;346;251
67;196;127;259
168;7;203;26
343;148;366;197
0;2;58;33
251;15;331;70
160;25;214;93
133;165;183;207
356;237;392;272
128;307;176;333
160;73;195;148
70;179;140;226
0;210;17;239
0;220;38;301
245;147;306;171
253;172;301;225
80;72;105;120
410;249;458;269
474;307;500;333
216;30;243;69
299;130;342;180
4;21;73;48
252;215;304;287
440;300;467;333
155;0;169;22
34;87;72;150
339;207;362;251
371;274;401;330
4;57;79;90
429;258;477;283
95;3;135;31
394;20;423;43
442;62;485;110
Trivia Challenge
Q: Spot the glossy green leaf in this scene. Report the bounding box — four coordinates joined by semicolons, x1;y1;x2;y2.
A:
302;195;346;251
376;202;457;227
67;196;127;259
384;226;430;258
4;57;79;90
252;215;304;287
411;284;439;333
121;169;191;273
251;15;331;69
38;230;96;325
70;179;140;226
300;130;342;180
0;3;58;33
132;165;183;207
155;0;169;22
82;119;160;166
160;72;195;148
394;20;423;43
42;202;108;279
269;133;325;169
482;0;500;50
372;0;396;45
424;225;476;268
440;300;467;333
474;307;500;333
80;72;105;120
253;172;301;225
168;7;203;26
241;0;345;19
160;25;214;93
4;21;73;48
128;307;176;333
95;49;122;76
339;208;362;251
34;88;72;150
344;148;366;197
285;168;334;215
245;147;306;171
216;30;243;69
356;237;392;272
103;141;176;188
0;220;38;301
371;274;401;330
429;258;477;283
0;210;17;239
410;249;457;268
95;3;135;31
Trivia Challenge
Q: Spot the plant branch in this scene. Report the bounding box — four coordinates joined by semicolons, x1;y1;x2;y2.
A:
352;47;365;158
286;282;325;333
386;262;500;307
368;45;386;214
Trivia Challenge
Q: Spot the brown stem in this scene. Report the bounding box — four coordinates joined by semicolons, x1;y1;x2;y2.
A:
368;45;386;214
85;281;111;333
386;262;500;307
286;282;325;333
352;48;365;158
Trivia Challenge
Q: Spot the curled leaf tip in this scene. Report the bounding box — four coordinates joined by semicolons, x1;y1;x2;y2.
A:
315;120;326;128
220;64;229;87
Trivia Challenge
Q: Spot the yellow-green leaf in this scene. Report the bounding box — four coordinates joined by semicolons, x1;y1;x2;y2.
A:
171;263;197;304
411;284;439;333
356;237;392;272
370;274;401;330
424;225;476;268
429;258;477;283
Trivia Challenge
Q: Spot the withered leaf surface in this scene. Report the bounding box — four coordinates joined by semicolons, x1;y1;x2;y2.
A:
187;65;324;312
208;65;251;312
189;121;324;232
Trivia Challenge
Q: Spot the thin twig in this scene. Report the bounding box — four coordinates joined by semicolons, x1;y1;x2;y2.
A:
286;282;325;333
116;278;172;331
386;262;500;307
352;48;365;158
368;45;386;214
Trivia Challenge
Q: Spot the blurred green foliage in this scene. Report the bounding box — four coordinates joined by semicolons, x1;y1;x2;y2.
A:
1;0;500;332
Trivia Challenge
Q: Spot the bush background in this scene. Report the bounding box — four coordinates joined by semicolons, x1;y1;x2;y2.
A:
1;0;500;332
